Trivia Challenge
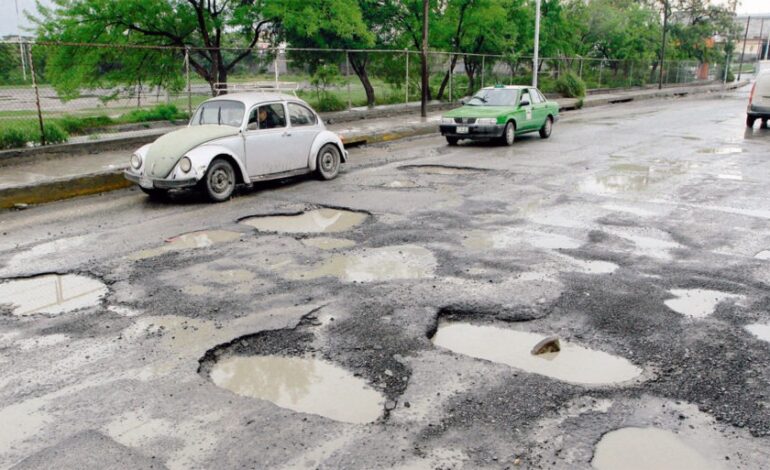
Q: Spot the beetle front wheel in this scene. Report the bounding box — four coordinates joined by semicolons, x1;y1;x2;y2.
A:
316;144;341;180
203;158;235;202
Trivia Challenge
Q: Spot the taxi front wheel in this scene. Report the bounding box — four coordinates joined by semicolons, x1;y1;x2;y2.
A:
500;121;515;146
747;116;756;128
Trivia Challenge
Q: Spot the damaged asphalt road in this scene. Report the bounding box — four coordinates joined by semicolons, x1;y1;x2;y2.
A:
1;88;770;469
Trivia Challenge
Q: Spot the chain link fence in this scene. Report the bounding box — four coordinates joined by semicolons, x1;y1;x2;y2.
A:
0;41;728;150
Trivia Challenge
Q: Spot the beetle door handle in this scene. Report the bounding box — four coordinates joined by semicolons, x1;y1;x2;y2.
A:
282;131;292;137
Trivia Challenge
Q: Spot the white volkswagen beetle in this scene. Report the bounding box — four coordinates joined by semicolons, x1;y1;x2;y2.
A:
124;92;347;202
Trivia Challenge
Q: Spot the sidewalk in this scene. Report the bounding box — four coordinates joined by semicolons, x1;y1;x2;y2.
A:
0;80;748;209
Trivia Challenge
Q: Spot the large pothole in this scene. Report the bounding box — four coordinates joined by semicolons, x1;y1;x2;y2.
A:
398;165;489;175
128;230;242;260
664;289;742;319
430;321;642;385
209;355;385;424
240;209;368;234
0;274;107;316
591;427;717;470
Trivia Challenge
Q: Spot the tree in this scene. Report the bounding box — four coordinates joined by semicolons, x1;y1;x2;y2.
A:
34;0;278;96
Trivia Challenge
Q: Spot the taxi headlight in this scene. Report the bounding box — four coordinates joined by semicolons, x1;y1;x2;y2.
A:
441;117;455;124
477;118;497;125
130;153;142;170
179;157;192;173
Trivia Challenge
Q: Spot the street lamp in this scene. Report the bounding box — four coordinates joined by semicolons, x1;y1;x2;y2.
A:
533;0;541;88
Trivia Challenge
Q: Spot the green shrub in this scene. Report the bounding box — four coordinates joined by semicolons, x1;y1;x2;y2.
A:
556;72;586;98
726;69;735;83
0;121;68;149
55;115;114;134
0;126;30;149
314;93;347;112
119;104;184;123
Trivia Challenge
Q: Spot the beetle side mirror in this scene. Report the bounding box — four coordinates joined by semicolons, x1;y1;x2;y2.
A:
520;99;530;107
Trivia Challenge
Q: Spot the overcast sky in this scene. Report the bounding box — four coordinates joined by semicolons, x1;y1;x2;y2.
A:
2;0;769;37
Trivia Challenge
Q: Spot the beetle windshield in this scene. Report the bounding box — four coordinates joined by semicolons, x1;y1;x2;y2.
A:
466;89;518;106
191;100;245;127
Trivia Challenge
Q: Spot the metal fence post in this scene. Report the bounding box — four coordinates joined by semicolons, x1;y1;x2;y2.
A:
481;55;485;88
26;43;46;146
405;49;409;106
18;39;27;81
346;51;352;110
449;54;453;103
274;48;279;88
579;58;583;79
184;47;192;116
598;61;604;88
675;62;680;83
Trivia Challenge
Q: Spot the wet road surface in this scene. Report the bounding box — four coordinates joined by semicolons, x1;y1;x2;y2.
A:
1;87;770;469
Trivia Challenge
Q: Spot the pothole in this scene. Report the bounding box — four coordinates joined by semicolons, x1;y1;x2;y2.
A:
240;209;368;233
209;355;385;424
300;237;357;250
399;165;488;175
0;274;107;316
562;256;619;274
745;323;770;343
591;427;717;470
286;245;436;282
579;174;650;194
431;321;642;385
664;289;741;319
382;180;419;188
128;230;241;260
698;147;744;155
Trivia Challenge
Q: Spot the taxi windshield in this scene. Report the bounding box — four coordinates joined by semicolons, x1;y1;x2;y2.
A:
191;100;245;127
466;89;518;106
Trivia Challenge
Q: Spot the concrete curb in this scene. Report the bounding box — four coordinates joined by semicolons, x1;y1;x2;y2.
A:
0;80;750;209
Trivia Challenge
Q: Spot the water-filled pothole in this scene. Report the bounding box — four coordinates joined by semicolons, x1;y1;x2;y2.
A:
431;322;642;385
129;230;241;260
580;174;650;194
286;245;436;282
755;250;770;260
698;147;743;155
399;165;487;175
591;427;716;470
745;323;770;343
0;274;107;316
300;237;356;250
209;355;385;423
241;209;367;233
664;289;741;319
463;229;582;251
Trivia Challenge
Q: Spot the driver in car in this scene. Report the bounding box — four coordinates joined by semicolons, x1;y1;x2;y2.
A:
258;107;281;129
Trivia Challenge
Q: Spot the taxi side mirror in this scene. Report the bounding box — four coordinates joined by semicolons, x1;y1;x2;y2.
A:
520;99;530;107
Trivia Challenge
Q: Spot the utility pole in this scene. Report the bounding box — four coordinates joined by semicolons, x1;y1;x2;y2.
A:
533;0;541;88
737;16;751;81
658;0;669;90
421;0;429;118
14;0;26;80
758;19;765;61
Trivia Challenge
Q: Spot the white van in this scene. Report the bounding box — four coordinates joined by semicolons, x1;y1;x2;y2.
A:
747;70;770;128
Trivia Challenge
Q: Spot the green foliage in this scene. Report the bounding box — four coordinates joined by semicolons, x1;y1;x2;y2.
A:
556;72;586;98
575;98;584;109
118;104;184;123
55;115;113;134
0;121;68;150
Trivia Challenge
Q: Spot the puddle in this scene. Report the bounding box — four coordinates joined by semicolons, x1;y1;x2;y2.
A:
717;174;743;181
129;230;241;260
562;256;619;274
664;289;741;319
592;427;719;470
612;232;682;259
580;174;649;194
745;323;770;343
755;250;770;260
241;209;367;233
610;164;650;172
698;147;743;155
301;237;357;250
209;355;385;423
0;274;107;316
464;229;582;251
399;165;485;175
383;180;419;188
431;322;642;385
287;245;436;283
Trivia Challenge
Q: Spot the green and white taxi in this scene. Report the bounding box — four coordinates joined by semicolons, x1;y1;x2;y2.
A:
439;85;559;146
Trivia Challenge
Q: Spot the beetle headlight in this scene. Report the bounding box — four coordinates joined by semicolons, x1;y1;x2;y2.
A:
477;118;497;125
441;117;455;124
179;157;192;173
130;153;142;170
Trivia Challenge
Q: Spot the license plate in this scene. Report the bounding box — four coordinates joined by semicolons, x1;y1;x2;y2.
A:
456;126;469;134
139;176;153;189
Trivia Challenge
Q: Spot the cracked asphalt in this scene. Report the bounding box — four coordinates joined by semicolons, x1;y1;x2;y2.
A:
1;86;770;469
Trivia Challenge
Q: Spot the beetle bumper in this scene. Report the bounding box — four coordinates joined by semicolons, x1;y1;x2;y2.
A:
124;171;198;189
439;124;505;138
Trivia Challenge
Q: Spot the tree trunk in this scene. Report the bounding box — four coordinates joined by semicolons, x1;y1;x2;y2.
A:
436;55;458;100
464;61;477;95
350;54;375;107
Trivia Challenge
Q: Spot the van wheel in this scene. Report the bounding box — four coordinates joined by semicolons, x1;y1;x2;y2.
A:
747;116;756;128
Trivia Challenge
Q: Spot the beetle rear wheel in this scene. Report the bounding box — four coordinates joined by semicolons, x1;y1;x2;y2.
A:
203;158;235;202
316;144;341;180
539;116;553;138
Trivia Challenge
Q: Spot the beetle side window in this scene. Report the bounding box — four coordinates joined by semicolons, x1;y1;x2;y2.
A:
247;103;287;130
288;103;317;127
192;100;244;127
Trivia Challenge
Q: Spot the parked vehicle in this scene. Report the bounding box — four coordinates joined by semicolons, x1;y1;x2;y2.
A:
747;71;770;129
124;92;347;202
439;85;560;146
